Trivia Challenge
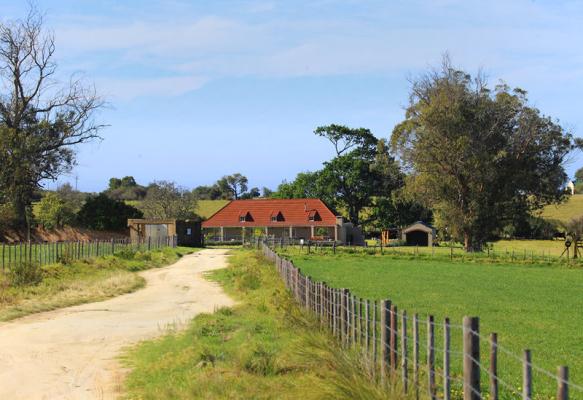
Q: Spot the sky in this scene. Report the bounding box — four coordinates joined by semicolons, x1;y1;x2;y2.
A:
2;0;583;192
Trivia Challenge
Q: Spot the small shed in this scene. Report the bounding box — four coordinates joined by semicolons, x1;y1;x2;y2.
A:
402;221;436;247
128;219;202;247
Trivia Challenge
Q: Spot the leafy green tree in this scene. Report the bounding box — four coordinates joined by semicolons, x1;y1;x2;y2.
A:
216;173;248;200
316;129;402;226
240;187;260;199
192;185;223;200
370;194;432;230
36;192;75;229
391;57;580;251
77;194;143;231
105;176;147;201
575;167;583;183
0;8;104;225
141;181;197;219
274;171;324;199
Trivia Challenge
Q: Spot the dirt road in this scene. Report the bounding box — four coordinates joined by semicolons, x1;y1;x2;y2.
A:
0;249;234;400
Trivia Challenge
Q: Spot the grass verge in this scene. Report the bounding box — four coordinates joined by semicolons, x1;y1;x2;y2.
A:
121;249;411;400
0;246;195;321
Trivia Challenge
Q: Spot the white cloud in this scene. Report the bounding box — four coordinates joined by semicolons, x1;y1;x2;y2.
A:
96;75;208;101
49;0;583;99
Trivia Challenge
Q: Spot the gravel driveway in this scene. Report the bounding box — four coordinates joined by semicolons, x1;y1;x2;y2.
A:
0;248;234;399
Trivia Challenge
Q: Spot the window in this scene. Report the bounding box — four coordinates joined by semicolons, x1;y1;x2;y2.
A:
308;210;320;221
239;215;246;222
271;216;277;222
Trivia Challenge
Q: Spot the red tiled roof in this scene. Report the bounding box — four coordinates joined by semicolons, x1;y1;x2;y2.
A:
202;199;338;227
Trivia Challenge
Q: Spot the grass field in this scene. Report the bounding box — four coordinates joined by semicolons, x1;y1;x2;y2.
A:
280;249;583;398
541;193;583;222
125;199;228;219
0;246;194;321
121;250;411;400
195;199;229;218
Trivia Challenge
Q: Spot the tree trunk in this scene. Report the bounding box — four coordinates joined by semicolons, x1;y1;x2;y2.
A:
463;231;482;252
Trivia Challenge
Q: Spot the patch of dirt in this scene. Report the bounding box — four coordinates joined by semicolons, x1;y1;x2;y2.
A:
0;249;234;399
1;226;129;243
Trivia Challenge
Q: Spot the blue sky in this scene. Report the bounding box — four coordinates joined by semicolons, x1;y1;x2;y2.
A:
3;0;583;192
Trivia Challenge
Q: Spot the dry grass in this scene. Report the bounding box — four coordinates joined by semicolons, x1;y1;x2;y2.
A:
0;247;193;322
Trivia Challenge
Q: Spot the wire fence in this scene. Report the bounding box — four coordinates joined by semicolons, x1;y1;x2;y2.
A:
258;236;581;266
1;235;178;273
261;242;577;400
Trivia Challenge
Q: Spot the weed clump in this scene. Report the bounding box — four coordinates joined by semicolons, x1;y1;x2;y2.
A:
243;345;280;376
9;262;43;286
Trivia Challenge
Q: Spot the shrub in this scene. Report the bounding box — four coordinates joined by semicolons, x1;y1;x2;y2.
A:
9;262;43;286
115;247;137;260
76;194;143;231
36;192;76;229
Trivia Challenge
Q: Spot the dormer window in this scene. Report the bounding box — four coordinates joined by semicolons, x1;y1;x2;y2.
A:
308;210;321;222
270;211;284;222
239;211;253;223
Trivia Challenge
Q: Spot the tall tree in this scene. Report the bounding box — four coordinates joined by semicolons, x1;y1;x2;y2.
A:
0;7;104;224
315;127;402;226
141;181;197;219
274;171;325;200
391;57;580;251
216;173;248;200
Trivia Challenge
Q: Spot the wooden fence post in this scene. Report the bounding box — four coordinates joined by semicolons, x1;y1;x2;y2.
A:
490;333;498;400
413;313;419;400
463;316;481;400
444;317;451;400
523;350;532;400
390;304;398;375
365;299;371;353
372;300;377;368
557;366;568;400
343;289;350;346
339;289;346;344
428;315;436;400
380;299;391;380
351;294;357;345
402;310;408;393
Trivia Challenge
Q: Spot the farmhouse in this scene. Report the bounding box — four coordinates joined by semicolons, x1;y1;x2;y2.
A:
202;198;362;243
402;221;436;246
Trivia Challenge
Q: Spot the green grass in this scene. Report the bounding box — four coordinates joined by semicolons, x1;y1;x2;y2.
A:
0;246;195;321
280;249;583;398
541;193;583;222
307;239;571;262
195;199;229;219
125;199;228;219
121;249;412;400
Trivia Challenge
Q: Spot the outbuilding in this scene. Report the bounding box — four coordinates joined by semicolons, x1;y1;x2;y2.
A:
127;219;202;247
401;221;436;247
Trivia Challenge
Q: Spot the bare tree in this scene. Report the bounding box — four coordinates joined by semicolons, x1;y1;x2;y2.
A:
0;5;105;224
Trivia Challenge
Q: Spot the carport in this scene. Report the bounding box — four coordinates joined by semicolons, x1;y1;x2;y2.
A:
402;221;435;246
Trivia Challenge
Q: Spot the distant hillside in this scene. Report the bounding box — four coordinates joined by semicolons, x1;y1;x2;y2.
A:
541;194;583;222
196;200;229;219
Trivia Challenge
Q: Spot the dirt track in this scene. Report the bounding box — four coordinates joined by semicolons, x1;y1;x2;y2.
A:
0;249;234;400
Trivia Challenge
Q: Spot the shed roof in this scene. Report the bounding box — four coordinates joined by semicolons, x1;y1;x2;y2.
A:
202;199;338;227
402;221;435;234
